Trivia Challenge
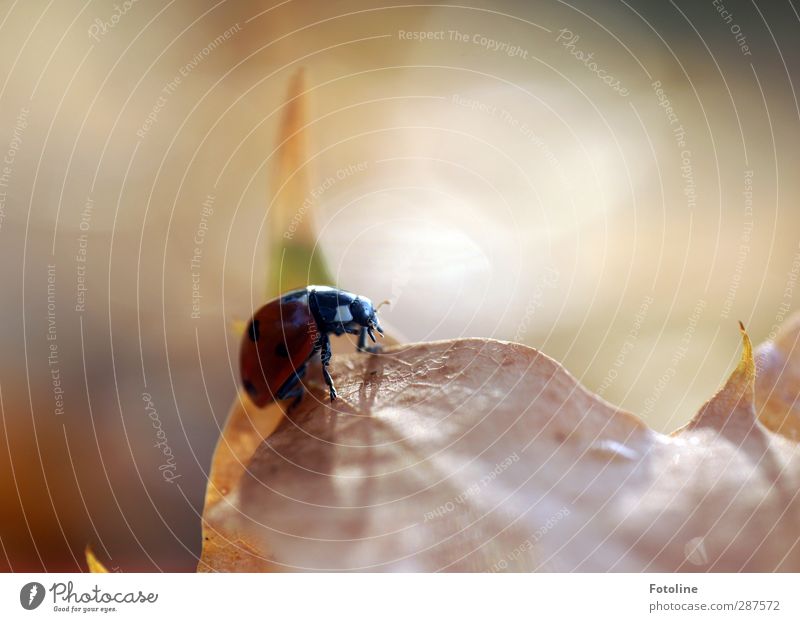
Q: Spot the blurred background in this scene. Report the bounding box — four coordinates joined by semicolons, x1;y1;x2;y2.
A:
0;0;799;571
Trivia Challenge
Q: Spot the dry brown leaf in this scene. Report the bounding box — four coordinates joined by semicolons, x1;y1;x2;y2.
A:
756;314;800;440
198;390;284;572
200;322;800;571
85;545;109;573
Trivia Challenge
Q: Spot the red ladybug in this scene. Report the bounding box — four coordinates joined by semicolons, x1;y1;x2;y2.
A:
240;286;384;406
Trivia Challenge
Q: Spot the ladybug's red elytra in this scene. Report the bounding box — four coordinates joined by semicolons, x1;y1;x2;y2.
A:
240;286;384;406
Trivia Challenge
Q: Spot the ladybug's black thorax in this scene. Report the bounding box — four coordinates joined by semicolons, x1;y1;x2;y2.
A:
307;286;360;336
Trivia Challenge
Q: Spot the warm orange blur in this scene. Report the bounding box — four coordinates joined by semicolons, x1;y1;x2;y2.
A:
1;1;799;571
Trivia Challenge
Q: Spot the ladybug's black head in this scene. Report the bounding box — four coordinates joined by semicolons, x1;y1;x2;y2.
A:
350;297;384;340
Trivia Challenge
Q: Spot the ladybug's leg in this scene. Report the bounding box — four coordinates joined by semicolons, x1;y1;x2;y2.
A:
317;333;337;402
356;327;368;351
357;327;382;354
276;364;307;405
280;385;306;412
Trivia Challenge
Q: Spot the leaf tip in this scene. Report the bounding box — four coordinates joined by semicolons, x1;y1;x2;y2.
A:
736;320;754;381
85;545;109;573
674;321;756;435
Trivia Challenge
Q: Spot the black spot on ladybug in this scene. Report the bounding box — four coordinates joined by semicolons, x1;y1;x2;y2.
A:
274;342;290;358
243;379;258;398
247;319;260;342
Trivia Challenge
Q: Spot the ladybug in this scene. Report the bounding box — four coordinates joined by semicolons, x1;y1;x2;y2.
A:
240;286;385;407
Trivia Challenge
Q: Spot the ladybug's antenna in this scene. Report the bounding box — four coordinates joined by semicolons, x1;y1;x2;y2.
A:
375;299;391;312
